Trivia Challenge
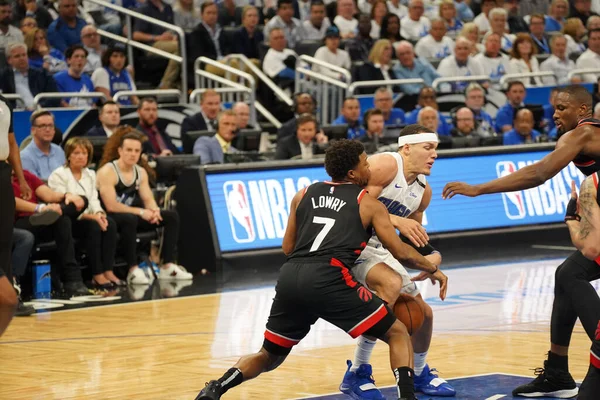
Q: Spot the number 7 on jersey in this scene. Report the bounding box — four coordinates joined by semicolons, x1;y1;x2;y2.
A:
309;216;336;252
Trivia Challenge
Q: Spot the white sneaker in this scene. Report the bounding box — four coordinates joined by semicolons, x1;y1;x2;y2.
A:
159;280;193;297
158;264;193;281
127;267;150;285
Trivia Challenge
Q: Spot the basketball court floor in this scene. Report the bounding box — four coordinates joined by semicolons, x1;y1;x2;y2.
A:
0;253;596;399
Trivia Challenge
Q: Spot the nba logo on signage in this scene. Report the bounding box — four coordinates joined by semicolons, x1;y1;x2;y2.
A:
223;181;255;243
495;161;525;219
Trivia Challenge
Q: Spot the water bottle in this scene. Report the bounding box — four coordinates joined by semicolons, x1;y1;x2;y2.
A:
32;260;51;299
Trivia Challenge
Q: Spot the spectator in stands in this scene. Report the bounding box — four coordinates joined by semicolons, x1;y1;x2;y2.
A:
296;0;312;22
415;18;455;59
380;13;405;45
233;102;254;130
460;22;485;54
97;129;191;285
374;87;406;125
278;92;318;139
473;32;513;84
53;45;95;108
298;1;330;40
393;41;440;94
509;33;543;86
81;25;104;74
81;0;123;35
489;8;516;52
218;0;239;27
563;17;587;55
529;14;551;54
188;2;229;78
173;0;201;32
264;0;301;48
25;28;67;75
495;80;526;133
0;43;59;110
358;0;374;14
262;28;298;83
92;44;138;106
47;0;87;53
14;0;53;30
354;39;398;94
334;0;359;39
540;34;576;84
13;170;90;297
275;113;327;160
455;0;475;22
417;106;440;133
19;17;37;36
132;0;180;90
193;110;239;164
401;0;431;40
344;14;374;60
504;0;529;33
232;6;265;60
313;26;351;79
439;0;463;38
437;36;485;92
48;137;120;289
546;0;569;32
370;0;389;39
0;1;24;48
473;0;496;35
359;108;385;153
387;0;408;20
136;97;179;156
576;28;600;82
332;97;365;139
586;15;600;34
451;107;480;137
464;83;495;136
20;110;66;180
181;90;222;140
86;101;121;137
571;0;599;26
503;108;542;145
406;86;451;134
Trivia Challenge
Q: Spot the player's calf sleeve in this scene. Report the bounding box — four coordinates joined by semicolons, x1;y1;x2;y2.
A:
217;368;244;393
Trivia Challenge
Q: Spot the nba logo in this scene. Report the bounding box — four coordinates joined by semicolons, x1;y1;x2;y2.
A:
496;161;526;220
223;181;256;243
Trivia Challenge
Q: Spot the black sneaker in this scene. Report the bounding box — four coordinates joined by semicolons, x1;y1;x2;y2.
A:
195;380;222;400
15;299;34;317
512;361;578;398
64;281;90;297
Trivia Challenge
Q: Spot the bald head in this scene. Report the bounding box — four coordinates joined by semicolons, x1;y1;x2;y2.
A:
455;107;475;135
515;108;534;136
233;102;250;129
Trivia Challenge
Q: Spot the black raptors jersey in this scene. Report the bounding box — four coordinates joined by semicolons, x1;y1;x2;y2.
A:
288;182;371;267
573;118;600;176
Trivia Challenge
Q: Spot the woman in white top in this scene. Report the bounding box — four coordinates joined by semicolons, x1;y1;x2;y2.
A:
439;0;463;38
370;0;389;39
460;23;484;55
48;137;121;289
509;33;543;86
313;27;351;80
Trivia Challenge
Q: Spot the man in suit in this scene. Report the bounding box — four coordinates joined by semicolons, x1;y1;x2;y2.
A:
0;43;60;109
136;97;179;156
275;113;328;160
181;90;222;152
193;110;238;164
277;92;317;139
86;101;121;137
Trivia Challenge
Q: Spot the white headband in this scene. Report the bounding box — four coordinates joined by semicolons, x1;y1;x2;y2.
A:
397;133;439;147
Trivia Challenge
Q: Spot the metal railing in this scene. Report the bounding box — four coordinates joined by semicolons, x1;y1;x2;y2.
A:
348;79;425;95
113;89;181;103
3;94;25;109
189;87;258;127
499;71;557;88
432;75;490;91
567;68;600;81
86;0;188;102
33;92;108;108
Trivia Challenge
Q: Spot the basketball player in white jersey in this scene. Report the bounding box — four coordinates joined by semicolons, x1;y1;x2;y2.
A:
340;124;455;399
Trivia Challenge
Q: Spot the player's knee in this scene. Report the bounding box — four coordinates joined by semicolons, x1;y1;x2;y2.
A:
420;299;433;321
371;273;403;305
386;319;410;340
555;260;580;290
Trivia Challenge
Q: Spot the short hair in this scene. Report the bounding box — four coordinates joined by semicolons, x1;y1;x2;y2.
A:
296;113;317;127
342;97;359;106
513;107;533;122
6;42;26;55
65;44;88;60
201;89;221;103
489;7;507;20
375;87;392;97
550;33;567;46
506;80;525;92
100;100;119;114
465;82;485;96
201;1;217;13
586;15;600;30
530;13;545;24
364;108;383;126
277;0;293;8
138;96;157;110
589;28;600;38
399;124;434;136
483;31;502;45
311;0;325;8
217;109;237;123
418;106;438;120
30;109;54;125
119;131;144;148
0;0;10;7
242;5;257;19
558;85;593;109
324;139;365;181
64;137;93;167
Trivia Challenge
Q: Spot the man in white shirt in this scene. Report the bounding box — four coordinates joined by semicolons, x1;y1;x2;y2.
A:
576;29;600;83
387;0;408;19
415;18;455;59
473;0;496;34
473;32;513;85
401;0;431;41
488;8;516;52
334;0;358;38
437;37;485;91
264;0;301;48
540;34;576;85
313;26;351;79
299;0;331;41
0;1;24;50
81;25;105;74
263;28;298;80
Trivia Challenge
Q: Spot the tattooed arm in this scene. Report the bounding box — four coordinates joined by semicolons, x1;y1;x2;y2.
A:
566;177;600;260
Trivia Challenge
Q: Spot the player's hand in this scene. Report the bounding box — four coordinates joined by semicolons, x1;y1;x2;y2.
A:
19;180;32;200
391;215;428;247
412;269;448;300
565;180;580;222
442;182;481;199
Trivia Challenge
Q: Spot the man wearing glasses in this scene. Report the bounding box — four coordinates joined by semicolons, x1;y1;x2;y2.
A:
374;87;406;126
81;25;105;74
20;110;65;181
47;0;88;53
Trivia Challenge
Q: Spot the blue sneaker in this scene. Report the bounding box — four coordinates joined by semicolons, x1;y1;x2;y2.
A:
339;360;385;400
414;364;456;396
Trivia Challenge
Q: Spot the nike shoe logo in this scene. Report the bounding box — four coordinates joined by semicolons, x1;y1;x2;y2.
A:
395;184;402;189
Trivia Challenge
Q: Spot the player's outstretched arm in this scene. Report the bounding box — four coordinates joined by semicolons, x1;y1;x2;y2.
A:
442;127;590;199
282;189;304;256
566;178;600;260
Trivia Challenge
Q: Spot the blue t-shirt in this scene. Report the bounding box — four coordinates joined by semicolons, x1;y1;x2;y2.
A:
53;71;95;107
385;108;406;126
495;103;518;133
503;129;542;145
545;16;563;32
405;108;451;135
20;142;66;180
332;115;366;140
47;17;87;53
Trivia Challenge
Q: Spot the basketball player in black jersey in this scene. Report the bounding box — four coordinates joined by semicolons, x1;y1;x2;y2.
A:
195;140;447;400
443;85;600;398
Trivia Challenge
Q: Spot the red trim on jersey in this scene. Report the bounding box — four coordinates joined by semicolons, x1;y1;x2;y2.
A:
324;181;353;186
574;160;596;167
348;304;388;338
578;121;600;127
264;329;300;348
593;173;599;190
331;258;358;288
591;349;600;369
357;189;367;204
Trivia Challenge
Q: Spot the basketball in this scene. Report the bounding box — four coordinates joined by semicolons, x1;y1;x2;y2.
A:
393;294;425;335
